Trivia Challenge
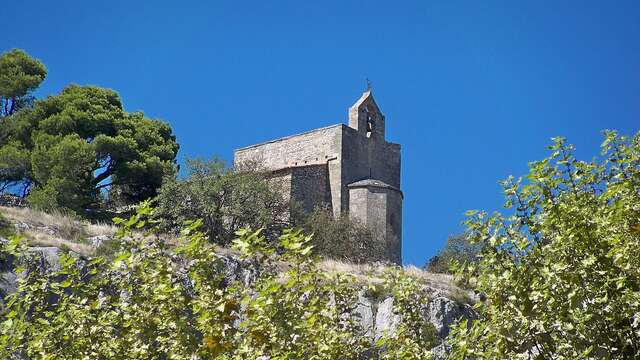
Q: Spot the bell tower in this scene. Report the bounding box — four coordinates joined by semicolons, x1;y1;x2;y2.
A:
344;88;402;263
348;89;386;140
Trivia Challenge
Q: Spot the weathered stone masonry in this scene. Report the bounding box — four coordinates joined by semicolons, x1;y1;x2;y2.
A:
234;90;402;263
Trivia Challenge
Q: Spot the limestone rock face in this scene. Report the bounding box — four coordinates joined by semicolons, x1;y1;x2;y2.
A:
347;285;475;359
26;246;63;272
354;293;375;337
88;235;111;248
374;297;402;339
431;343;452;360
0;263;17;304
214;253;261;286
0;238;68;308
428;296;476;338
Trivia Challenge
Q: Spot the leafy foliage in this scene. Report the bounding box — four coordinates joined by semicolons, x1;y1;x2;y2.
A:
0;212;13;238
425;233;480;274
0;202;439;359
154;157;289;245
447;131;640;359
229;228;370;359
303;206;386;263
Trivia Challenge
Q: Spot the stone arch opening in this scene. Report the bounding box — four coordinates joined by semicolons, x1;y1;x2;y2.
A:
366;114;374;138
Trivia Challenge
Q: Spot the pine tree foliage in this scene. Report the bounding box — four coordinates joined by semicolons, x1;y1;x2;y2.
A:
0;49;179;213
0;49;46;118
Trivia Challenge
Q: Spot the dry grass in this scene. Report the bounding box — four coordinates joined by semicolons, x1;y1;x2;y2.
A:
24;231;94;255
319;258;475;304
0;206;184;257
2;206;74;228
0;206;118;256
1;206;117;237
85;222;117;238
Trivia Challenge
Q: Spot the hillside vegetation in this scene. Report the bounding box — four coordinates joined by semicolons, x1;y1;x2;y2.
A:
0;203;466;301
447;131;640;358
1;202;471;359
1;130;639;359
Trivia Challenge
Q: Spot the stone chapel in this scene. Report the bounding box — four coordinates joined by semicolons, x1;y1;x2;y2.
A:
234;90;402;263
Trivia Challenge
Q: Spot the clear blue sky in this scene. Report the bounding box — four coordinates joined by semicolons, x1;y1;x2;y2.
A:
2;1;638;265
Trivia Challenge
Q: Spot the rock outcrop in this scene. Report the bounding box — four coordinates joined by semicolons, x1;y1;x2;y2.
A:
353;288;474;358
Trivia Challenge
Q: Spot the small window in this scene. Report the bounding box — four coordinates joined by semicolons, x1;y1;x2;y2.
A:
366;115;374;138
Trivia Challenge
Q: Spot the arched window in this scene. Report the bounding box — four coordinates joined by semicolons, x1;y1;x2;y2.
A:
366;108;374;138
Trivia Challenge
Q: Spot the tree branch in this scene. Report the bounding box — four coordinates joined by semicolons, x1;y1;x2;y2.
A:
95;180;133;191
21;180;32;198
95;182;115;190
93;162;115;185
0;180;14;192
8;97;15;115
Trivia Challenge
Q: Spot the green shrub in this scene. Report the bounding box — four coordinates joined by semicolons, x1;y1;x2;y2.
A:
303;206;386;263
447;131;640;359
424;233;481;274
26;184;60;212
154;157;290;246
93;237;121;259
0;212;13;238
